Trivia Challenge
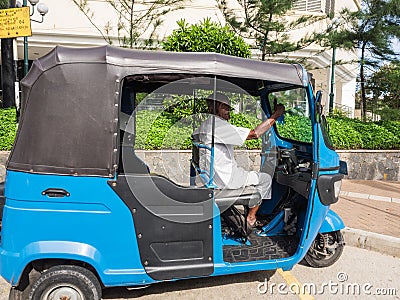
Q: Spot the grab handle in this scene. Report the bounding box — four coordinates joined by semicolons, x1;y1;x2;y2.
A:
42;188;70;198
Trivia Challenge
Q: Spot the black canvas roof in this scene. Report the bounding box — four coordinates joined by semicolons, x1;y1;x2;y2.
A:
7;45;308;177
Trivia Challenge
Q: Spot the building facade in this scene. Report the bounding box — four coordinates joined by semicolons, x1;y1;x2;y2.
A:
9;0;360;115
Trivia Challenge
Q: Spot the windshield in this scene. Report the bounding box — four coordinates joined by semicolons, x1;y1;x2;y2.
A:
268;88;312;144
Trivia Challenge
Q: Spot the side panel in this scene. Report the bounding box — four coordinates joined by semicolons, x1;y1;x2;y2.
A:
109;174;214;281
0;171;156;286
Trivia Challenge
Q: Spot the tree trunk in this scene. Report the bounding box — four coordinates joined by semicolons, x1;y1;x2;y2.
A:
360;44;367;122
130;0;134;48
360;65;367;122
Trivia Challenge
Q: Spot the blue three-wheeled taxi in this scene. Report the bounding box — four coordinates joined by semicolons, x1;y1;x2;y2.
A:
0;46;346;299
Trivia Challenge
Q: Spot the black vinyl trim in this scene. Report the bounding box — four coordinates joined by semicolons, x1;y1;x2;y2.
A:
317;174;344;206
318;166;340;172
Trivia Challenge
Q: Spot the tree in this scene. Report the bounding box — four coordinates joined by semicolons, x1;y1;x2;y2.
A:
162;18;251;58
73;0;184;48
161;18;251;117
323;0;400;121
218;0;327;61
366;62;400;120
368;62;400;109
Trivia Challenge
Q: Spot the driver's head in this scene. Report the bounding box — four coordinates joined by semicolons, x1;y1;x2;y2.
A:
206;92;232;121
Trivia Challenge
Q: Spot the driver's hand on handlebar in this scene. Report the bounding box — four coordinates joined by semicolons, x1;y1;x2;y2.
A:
274;103;285;118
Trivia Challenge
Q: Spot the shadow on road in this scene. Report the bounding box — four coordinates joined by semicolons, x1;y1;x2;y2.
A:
102;270;276;299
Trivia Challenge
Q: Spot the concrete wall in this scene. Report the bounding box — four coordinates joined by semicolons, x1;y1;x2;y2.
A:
1;150;399;183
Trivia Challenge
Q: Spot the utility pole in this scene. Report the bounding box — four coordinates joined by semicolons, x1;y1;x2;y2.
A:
0;0;17;108
329;47;336;113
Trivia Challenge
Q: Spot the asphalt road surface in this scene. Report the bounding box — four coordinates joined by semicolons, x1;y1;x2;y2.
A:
0;246;399;300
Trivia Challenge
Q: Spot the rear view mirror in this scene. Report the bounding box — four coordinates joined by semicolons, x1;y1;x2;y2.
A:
315;90;322;104
315;90;323;122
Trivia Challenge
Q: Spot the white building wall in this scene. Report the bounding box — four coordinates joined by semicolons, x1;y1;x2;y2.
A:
15;0;360;115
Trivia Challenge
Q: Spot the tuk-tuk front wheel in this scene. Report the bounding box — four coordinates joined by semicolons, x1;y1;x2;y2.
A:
304;231;344;268
9;265;102;300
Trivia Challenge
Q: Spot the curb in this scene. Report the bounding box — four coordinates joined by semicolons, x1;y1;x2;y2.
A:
342;227;400;258
340;191;400;204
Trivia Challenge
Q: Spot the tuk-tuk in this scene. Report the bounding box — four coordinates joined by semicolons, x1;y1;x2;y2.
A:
0;46;346;299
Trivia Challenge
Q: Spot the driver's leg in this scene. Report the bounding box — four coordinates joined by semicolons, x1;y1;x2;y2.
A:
246;172;272;226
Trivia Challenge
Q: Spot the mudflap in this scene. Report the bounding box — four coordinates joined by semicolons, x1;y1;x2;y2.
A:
319;209;345;234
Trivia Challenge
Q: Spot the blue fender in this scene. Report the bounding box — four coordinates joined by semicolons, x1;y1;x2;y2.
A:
319;209;345;233
5;241;103;285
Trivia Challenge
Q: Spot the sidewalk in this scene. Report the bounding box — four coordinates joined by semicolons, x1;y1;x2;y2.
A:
331;179;400;257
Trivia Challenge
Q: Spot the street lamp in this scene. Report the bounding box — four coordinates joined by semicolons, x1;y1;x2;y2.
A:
329;47;336;113
16;0;49;75
328;17;340;114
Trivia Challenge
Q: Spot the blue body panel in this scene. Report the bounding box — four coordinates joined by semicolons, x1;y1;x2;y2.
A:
0;171;155;286
319;210;345;233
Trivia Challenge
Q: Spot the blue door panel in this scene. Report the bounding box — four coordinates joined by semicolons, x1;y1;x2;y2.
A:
1;171;156;286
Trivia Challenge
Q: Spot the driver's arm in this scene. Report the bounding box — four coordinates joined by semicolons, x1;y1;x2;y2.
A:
247;104;285;140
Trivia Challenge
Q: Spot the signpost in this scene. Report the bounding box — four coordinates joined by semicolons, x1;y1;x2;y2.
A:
0;7;31;39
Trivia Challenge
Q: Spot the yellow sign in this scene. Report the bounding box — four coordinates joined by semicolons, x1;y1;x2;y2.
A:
0;7;32;39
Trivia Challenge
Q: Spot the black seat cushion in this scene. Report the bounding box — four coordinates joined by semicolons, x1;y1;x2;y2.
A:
214;186;261;207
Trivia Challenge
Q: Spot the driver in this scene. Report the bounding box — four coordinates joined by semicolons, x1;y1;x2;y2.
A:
193;92;285;228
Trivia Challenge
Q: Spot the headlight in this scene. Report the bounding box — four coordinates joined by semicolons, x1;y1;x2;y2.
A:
334;180;342;199
317;174;344;206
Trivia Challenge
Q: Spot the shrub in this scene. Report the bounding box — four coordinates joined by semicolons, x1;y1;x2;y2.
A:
230;112;261;149
135;111;260;150
162;18;251;58
2;108;399;151
277;115;312;143
0;108;17;151
327;116;400;150
135;111;192;150
327;117;363;149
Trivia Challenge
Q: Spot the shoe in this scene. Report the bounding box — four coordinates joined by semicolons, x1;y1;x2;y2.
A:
255;220;267;227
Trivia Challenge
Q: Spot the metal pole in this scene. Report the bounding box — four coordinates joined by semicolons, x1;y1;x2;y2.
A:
329;47;336;113
1;40;16;108
0;0;17;108
23;0;29;75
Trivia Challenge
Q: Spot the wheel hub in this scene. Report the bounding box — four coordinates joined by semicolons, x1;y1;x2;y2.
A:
42;284;84;300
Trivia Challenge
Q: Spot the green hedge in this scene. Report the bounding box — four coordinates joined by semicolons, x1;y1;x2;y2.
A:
327;117;400;149
135;111;262;150
1;108;399;150
0;108;17;151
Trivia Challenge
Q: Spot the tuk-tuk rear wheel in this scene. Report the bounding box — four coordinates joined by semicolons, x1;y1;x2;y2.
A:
9;265;102;300
304;231;344;268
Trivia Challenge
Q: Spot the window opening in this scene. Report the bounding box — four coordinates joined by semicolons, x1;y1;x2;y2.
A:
268;88;312;143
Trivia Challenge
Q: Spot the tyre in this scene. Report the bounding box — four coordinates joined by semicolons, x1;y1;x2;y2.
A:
10;265;102;300
304;230;344;268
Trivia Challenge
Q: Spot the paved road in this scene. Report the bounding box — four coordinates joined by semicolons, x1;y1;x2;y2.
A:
1;246;398;300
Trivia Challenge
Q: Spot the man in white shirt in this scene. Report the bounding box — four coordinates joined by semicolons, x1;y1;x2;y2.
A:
193;92;285;228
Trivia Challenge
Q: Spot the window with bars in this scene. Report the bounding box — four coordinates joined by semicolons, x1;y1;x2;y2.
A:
293;0;334;14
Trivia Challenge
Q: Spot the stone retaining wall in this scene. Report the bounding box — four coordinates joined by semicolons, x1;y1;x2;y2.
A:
337;150;400;181
1;150;399;182
0;151;8;183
